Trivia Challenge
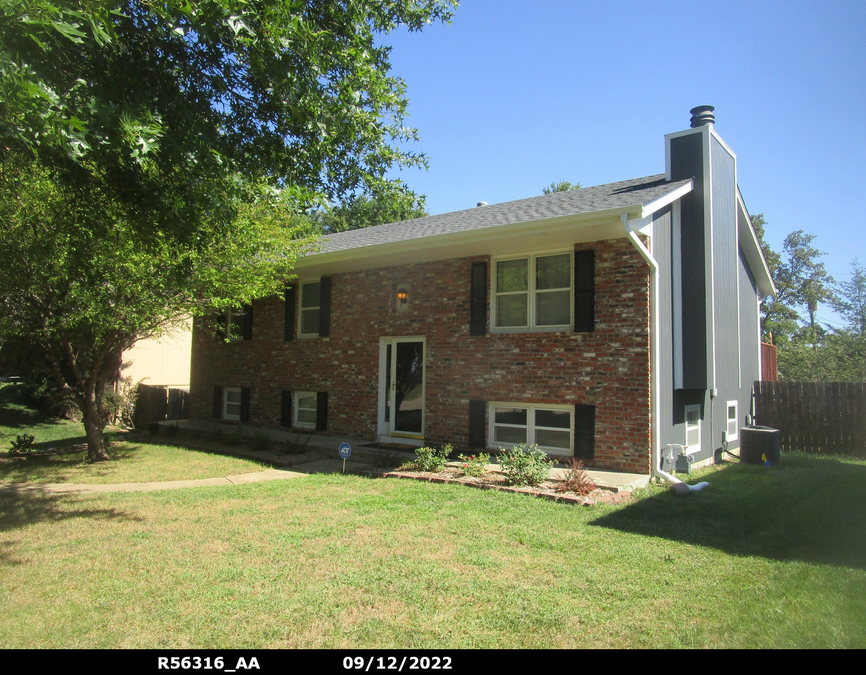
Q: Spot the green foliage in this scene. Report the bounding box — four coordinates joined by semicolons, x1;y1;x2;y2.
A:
309;180;427;233
411;444;452;472
557;458;597;496
457;452;489;478
542;180;581;195
0;0;456;460
9;433;35;455
498;443;553;486
751;215;866;381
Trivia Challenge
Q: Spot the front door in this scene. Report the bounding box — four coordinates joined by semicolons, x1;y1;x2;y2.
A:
379;337;425;439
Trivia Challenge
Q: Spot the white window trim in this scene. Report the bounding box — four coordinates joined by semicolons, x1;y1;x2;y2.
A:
726;400;739;442
491;250;573;333
223;387;242;421
223;307;246;342
488;402;574;455
299;280;321;338
684;404;701;455
294;391;317;429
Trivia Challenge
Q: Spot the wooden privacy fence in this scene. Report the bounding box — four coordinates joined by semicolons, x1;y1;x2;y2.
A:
753;380;866;458
134;384;190;428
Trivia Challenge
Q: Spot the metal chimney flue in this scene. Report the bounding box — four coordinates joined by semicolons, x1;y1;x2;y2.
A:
690;105;715;128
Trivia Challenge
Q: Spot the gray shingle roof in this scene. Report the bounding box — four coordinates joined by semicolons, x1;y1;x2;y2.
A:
319;174;691;255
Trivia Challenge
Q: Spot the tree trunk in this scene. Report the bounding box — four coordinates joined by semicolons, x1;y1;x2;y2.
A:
82;389;110;462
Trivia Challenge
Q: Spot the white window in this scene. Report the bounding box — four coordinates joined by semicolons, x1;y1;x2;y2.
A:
493;252;572;331
300;281;321;336
684;404;701;454
489;402;573;454
726;400;739;442
224;387;242;421
220;307;247;341
295;392;317;428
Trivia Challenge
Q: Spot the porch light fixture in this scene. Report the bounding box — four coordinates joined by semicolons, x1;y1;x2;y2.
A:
396;285;410;313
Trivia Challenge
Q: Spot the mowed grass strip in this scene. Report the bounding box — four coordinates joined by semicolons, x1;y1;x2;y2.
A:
0;441;270;485
1;454;865;649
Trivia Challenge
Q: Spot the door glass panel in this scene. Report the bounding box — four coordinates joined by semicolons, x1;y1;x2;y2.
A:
394;341;423;434
384;344;392;424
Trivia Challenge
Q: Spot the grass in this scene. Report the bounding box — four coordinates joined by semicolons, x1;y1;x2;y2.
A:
1;382;865;648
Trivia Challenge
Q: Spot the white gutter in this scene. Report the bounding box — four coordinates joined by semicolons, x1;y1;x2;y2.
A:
621;213;682;487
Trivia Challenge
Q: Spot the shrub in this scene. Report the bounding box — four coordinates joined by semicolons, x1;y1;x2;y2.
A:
281;440;307;455
457;452;490;478
9;433;35;455
557;458;597;496
208;426;225;442
498;443;553;486
252;432;272;451
412;443;452;472
147;421;160;435
165;424;179;437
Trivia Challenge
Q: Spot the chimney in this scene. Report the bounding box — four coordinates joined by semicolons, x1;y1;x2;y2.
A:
690;105;715;128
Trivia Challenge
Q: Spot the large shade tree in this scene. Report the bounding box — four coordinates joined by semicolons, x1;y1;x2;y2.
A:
0;0;456;460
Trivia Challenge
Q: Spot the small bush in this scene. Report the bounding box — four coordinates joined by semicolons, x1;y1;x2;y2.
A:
557;458;597;496
9;433;35;455
147;421;160;435
458;452;490;478
165;424;179;437
208;426;225;442
498;443;554;486
411;444;452;472
252;432;272;451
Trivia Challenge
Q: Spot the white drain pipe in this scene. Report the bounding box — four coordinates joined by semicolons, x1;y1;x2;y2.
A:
621;213;708;494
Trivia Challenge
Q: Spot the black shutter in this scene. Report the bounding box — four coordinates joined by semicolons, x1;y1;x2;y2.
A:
240;387;250;423
214;313;226;342
470;262;487;336
319;276;331;337
574;403;595;459
242;303;253;341
316;391;328;431
212;386;222;419
574;250;595;333
469;399;486;448
281;391;293;427
284;286;296;341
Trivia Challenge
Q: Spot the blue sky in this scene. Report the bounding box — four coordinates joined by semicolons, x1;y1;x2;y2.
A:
380;0;865;329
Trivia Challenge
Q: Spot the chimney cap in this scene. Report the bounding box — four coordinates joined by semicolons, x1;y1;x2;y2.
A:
690;105;715;128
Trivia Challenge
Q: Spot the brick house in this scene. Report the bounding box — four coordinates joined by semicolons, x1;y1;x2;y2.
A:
190;107;774;475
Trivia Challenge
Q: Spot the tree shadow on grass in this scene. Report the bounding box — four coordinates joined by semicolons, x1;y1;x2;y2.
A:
591;455;866;571
0;490;142;544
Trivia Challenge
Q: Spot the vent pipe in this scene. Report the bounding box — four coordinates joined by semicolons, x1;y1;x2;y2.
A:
689;105;715;128
476;201;488;207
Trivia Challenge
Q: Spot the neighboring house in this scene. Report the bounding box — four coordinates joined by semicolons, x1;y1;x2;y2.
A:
189;106;774;475
120;319;193;389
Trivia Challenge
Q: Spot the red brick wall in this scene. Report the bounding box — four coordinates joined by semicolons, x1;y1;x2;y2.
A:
190;238;652;473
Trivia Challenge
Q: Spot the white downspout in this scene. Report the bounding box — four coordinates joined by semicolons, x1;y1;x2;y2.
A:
621;213;683;488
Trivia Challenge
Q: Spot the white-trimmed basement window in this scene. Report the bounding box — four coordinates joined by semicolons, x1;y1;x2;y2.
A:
295;392;317;428
224;387;242;421
493;252;572;331
221;307;246;341
726;400;739;442
684;404;701;454
489;402;573;454
300;281;321;337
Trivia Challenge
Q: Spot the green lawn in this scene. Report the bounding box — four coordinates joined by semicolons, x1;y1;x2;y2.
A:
1;383;865;648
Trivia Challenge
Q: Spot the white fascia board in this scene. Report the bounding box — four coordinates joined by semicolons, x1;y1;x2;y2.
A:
294;205;642;271
736;190;776;297
640;179;693;219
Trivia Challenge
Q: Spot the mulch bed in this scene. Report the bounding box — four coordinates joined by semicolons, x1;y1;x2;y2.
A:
376;466;634;506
